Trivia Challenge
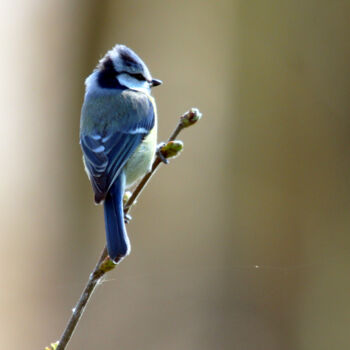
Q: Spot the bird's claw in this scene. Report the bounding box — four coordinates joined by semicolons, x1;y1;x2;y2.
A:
124;214;132;224
157;142;169;164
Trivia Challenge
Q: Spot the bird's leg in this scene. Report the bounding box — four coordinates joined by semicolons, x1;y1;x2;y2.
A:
157;142;169;164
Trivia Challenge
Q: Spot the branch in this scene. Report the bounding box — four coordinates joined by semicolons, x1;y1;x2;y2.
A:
51;108;202;350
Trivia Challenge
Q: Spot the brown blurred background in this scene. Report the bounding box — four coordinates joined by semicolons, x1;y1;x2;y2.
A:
1;1;350;349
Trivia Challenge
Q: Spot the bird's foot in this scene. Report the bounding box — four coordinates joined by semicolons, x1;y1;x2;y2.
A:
124;213;132;224
157;142;169;164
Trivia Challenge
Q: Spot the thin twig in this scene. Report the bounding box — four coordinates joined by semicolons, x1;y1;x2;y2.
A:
124;120;181;211
54;108;201;350
124;108;201;211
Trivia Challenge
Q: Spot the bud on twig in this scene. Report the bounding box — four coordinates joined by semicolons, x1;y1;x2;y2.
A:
159;140;184;160
180;108;202;128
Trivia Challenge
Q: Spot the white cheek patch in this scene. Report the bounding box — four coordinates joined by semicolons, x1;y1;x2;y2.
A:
117;73;150;93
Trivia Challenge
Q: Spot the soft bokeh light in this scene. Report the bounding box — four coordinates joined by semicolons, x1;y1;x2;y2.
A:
1;1;350;349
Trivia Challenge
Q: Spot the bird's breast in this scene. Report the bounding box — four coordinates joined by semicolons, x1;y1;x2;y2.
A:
123;121;157;188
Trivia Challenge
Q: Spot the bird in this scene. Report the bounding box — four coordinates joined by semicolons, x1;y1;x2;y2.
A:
80;44;162;263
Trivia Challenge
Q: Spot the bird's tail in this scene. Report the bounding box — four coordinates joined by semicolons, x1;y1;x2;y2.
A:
103;173;130;263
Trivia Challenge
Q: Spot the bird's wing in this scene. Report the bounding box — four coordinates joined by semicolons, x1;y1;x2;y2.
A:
80;92;155;203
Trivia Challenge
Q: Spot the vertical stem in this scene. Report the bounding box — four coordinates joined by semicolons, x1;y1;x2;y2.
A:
54;108;200;350
56;247;107;350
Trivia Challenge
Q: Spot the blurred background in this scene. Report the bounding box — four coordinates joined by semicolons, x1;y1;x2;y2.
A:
1;1;350;349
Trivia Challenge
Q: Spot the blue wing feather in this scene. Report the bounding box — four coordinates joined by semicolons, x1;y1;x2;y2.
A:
80;93;155;203
80;87;156;262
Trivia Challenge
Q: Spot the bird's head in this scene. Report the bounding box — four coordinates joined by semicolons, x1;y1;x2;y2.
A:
86;44;162;93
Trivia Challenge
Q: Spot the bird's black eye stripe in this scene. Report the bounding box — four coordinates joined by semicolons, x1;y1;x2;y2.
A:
130;73;146;81
118;71;146;81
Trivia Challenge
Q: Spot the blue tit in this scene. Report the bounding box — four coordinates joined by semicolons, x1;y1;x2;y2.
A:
80;44;162;263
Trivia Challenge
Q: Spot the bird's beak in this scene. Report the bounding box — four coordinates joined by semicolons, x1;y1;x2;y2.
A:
151;78;162;87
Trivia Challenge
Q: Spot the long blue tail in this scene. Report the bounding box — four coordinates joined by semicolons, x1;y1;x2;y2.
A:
103;173;130;263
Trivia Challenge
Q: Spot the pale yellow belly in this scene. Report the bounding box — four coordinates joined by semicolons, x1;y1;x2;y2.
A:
124;123;157;188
